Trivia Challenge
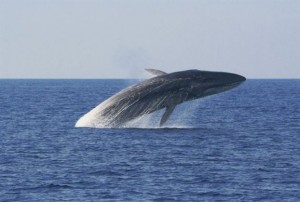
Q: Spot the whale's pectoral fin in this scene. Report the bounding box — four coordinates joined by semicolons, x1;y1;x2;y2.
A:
160;105;176;127
145;69;167;76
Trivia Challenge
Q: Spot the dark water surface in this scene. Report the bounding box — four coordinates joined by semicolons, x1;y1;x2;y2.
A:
0;79;299;201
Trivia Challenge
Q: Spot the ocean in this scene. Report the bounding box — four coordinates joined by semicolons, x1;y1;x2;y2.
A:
0;79;299;201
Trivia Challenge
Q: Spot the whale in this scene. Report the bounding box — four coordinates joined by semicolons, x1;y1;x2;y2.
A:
75;69;246;128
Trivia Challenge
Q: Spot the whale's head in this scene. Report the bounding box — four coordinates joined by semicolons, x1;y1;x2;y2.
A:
184;70;246;99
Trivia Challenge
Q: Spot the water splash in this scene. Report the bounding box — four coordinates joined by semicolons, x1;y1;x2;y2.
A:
122;109;163;128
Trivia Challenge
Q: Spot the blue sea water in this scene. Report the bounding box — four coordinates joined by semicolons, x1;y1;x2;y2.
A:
0;79;300;201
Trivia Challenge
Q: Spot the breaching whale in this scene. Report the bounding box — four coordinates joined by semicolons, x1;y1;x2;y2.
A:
75;69;246;128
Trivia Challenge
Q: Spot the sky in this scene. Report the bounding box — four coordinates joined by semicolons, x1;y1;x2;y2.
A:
0;0;299;79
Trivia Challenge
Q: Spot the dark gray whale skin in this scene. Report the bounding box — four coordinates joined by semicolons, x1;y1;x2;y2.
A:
75;69;246;128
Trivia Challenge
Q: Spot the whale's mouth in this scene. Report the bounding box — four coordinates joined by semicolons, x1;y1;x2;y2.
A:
225;81;245;88
203;80;245;96
221;81;245;90
187;79;245;99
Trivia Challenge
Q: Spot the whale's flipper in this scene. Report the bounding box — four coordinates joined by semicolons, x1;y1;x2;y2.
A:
145;69;167;76
160;105;176;126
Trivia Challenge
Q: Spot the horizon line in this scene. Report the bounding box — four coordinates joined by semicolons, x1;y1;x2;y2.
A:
0;77;299;80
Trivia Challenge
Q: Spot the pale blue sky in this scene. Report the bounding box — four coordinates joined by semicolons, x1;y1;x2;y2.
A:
0;0;299;78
